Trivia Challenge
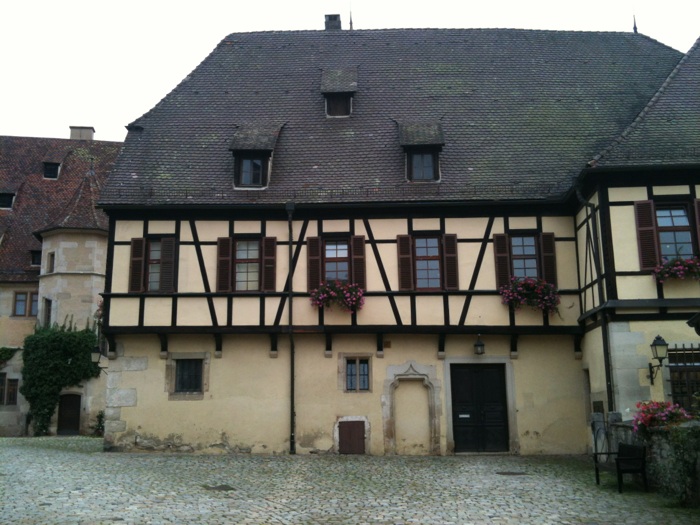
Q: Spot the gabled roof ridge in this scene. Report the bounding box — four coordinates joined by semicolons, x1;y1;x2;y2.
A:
589;36;700;167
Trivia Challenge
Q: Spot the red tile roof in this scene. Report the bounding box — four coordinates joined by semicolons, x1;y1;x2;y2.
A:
0;136;122;283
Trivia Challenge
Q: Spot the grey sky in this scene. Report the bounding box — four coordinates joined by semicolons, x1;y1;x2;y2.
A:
1;0;697;142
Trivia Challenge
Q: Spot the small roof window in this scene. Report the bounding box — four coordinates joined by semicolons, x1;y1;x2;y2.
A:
229;125;282;189
398;122;445;183
43;162;61;179
0;193;15;208
321;68;357;117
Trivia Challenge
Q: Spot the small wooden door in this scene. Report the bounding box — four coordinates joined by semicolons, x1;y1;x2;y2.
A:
451;364;508;452
338;421;365;454
57;394;81;435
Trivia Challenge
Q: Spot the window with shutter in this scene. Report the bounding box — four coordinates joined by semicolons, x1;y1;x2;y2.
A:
493;232;557;287
634;200;700;271
129;237;177;293
397;234;459;291
217;237;276;292
307;236;366;290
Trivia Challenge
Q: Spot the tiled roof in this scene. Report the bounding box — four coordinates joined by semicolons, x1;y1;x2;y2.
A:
0;136;122;283
100;28;685;207
591;37;700;168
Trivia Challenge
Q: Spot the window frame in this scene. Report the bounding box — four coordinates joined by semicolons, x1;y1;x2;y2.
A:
509;233;540;279
128;237;177;294
167;352;210;401
635;200;700;271
47;252;56;273
406;147;440;182
307;236;366;291
30;251;42;267
396;234;459;291
413;236;442;290
233;152;271;188
12;291;38;317
325;93;353;117
43;162;61;179
493;232;557;289
216;237;276;293
343;355;372;393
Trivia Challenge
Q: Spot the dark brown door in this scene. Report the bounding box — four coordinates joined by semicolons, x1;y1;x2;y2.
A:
57;394;81;435
451;364;508;452
339;421;365;454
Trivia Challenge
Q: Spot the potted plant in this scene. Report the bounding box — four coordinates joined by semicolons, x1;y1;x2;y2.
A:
310;281;365;312
653;257;700;283
499;276;560;316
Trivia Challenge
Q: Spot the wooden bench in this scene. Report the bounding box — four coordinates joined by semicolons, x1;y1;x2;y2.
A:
593;443;648;493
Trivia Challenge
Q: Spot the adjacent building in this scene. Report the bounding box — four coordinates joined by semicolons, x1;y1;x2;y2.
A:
98;18;700;455
0;127;122;436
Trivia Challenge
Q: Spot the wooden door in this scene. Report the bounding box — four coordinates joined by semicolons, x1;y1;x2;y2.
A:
57;394;81;435
338;421;365;454
451;364;508;452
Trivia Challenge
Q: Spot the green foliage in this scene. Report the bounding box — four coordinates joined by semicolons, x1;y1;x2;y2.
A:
0;346;18;363
91;410;105;437
19;324;100;436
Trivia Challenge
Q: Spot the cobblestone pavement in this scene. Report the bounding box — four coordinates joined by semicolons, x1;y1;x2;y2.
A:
1;438;697;525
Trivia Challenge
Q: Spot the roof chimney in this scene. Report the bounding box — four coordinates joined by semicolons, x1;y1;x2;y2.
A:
69;126;95;141
325;14;341;30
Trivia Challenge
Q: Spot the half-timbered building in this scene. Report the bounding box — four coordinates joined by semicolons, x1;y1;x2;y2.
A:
99;18;699;454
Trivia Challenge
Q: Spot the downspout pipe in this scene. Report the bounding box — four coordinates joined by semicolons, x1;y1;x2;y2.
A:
576;185;615;412
286;201;296;454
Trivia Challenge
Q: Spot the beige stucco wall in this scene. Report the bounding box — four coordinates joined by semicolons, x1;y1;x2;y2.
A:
39;230;106;327
106;332;587;455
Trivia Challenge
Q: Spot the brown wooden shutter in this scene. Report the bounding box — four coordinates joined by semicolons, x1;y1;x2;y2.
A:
351;236;366;289
442;234;459;291
695;200;700;255
159;237;177;293
261;237;277;292
128;238;146;292
307;236;322;290
634;200;659;270
493;234;511;289
540;233;557;287
216;238;232;292
397;235;414;291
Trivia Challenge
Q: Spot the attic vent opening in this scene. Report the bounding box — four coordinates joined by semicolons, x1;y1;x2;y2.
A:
321;68;358;117
325;14;341;30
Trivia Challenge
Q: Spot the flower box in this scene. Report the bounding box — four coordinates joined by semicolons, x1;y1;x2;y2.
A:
310;281;365;313
498;276;560;316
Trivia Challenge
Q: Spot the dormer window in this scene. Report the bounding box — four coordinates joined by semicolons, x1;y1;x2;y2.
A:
235;153;270;187
229;125;282;190
321;68;358;118
325;93;353;117
43;162;60;179
0;193;14;208
398;122;445;182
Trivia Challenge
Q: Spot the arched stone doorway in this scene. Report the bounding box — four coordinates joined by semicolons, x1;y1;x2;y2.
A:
381;360;441;455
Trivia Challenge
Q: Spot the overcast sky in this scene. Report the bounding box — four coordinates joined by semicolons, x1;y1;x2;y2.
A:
1;0;698;143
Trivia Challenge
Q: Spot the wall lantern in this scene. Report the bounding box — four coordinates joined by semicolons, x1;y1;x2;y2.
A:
474;334;485;355
648;334;669;385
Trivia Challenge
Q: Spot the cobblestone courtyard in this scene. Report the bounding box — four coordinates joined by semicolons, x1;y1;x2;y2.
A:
0;437;697;525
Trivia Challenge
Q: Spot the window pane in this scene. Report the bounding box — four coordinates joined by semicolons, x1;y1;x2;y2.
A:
346;361;356;391
359;359;369;390
412;153;434;180
14;293;27;316
235;263;260;290
30;294;38;316
324;241;350;283
241;159;264;186
148;241;162;291
236;240;259;260
175;359;203;393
